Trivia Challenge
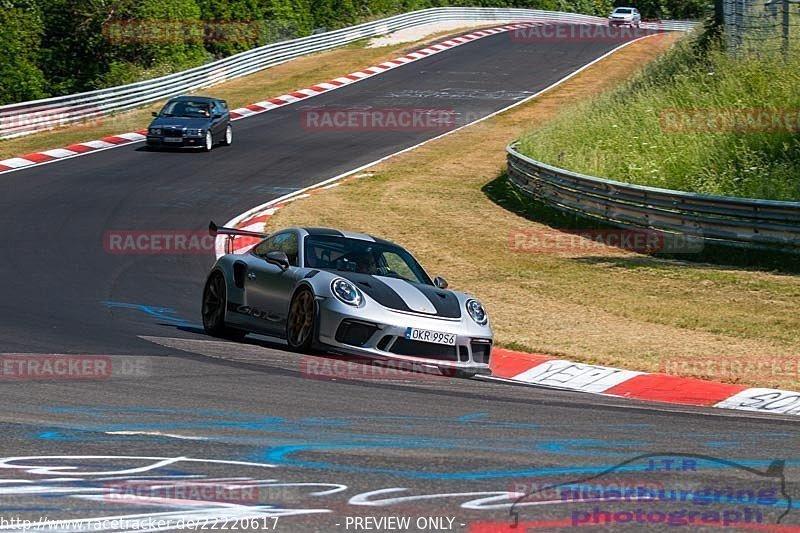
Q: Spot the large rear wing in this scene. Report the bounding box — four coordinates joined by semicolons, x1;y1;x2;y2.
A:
209;220;268;255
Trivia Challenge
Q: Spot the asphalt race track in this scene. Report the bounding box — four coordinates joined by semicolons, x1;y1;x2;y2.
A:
0;27;798;532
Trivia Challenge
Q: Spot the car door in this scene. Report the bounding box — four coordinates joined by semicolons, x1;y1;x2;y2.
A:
210;101;225;139
219;100;230;122
244;231;301;335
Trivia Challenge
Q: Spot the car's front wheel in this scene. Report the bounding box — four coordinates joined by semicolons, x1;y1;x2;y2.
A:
221;125;233;146
286;287;316;352
203;131;214;152
202;272;245;340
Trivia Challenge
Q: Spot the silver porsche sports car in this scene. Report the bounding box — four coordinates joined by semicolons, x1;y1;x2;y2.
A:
202;222;493;377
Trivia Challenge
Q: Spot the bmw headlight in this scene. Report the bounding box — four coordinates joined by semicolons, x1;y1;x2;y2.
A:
149;127;161;135
331;278;363;306
186;128;204;136
465;299;488;325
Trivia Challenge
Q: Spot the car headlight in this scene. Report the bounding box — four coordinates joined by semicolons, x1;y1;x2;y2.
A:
186;128;204;136
465;299;488;325
149;127;161;135
331;278;363;306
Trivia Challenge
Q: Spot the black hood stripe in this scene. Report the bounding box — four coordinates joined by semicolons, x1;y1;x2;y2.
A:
413;284;462;319
334;272;413;313
332;271;461;318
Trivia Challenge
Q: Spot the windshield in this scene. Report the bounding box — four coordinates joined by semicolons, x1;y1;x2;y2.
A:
304;234;432;285
613;8;633;14
159;100;211;118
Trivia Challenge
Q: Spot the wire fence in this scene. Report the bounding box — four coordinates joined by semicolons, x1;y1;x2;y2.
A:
720;0;800;56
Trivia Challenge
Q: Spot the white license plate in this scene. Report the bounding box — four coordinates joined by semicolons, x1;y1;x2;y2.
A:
163;137;183;142
405;327;456;346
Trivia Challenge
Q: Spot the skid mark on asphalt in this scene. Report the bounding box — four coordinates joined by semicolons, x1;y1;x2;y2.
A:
9;405;797;483
1;407;797;529
103;302;200;329
0;437;795;530
0;455;336;531
384;88;535;100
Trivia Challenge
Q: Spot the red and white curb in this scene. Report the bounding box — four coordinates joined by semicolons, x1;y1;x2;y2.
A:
0;132;149;172
223;21;547;121
0;21;561;176
490;349;800;417
214;174;370;257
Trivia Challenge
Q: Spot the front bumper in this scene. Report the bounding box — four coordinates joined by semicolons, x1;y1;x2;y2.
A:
316;296;493;374
146;135;205;148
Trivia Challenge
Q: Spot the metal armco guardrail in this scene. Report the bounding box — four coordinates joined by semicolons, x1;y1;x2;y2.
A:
506;144;800;251
0;8;696;139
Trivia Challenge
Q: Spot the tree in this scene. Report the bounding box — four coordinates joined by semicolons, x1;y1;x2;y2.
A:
0;1;47;104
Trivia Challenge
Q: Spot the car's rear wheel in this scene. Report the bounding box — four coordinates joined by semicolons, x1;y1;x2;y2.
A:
221;125;233;146
287;287;316;352
202;272;245;340
203;131;214;152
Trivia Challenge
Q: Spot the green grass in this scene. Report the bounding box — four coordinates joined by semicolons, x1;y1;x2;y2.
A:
516;31;800;201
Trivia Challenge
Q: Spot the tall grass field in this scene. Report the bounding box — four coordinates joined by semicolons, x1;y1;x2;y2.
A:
517;29;800;201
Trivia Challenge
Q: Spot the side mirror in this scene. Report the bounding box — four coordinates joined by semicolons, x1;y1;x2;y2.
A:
433;276;448;289
265;251;290;270
151;111;158;117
